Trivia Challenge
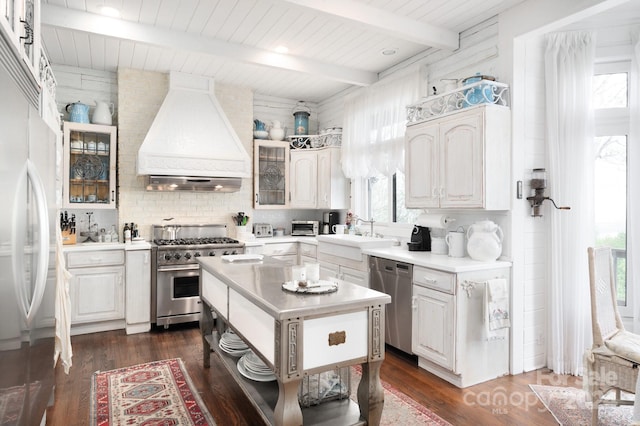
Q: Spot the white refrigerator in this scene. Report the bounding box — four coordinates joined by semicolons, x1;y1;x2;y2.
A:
0;61;59;424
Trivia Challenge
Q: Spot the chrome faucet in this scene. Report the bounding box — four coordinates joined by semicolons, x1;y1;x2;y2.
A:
356;217;375;236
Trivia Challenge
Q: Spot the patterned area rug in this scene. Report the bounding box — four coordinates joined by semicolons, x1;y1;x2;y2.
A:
530;384;634;425
351;366;451;425
91;358;215;425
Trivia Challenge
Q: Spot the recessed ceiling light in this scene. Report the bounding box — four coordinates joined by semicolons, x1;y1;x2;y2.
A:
381;48;398;56
274;45;289;54
100;6;121;18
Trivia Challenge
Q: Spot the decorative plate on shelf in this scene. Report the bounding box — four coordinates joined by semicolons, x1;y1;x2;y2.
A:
71;155;104;180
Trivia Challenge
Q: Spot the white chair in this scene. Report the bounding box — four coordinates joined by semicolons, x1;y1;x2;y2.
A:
584;247;640;425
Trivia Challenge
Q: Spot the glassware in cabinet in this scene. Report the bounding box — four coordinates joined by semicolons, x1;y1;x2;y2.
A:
63;122;117;209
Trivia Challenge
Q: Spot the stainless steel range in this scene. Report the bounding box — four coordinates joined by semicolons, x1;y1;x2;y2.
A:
151;224;244;328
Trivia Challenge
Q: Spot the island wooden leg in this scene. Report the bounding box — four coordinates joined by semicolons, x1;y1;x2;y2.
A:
357;360;384;426
200;305;214;368
273;378;303;426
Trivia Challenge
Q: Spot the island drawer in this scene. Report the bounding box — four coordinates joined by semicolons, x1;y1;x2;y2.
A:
67;250;125;268
413;265;456;294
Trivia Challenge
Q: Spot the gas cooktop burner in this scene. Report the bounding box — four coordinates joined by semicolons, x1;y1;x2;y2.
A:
154;237;240;246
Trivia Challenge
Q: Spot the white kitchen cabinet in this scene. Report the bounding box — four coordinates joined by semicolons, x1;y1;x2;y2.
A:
412;284;455;370
125;248;151;335
63;122;117;209
317;242;370;288
298;241;317;265
262;241;297;265
67;249;125;335
405;104;510;210
290;147;349;209
411;264;510;387
290;150;317;208
0;0;41;84
254;140;290;209
340;265;368;288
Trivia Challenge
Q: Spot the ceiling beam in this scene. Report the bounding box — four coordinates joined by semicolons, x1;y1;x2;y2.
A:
40;4;378;86
279;0;459;50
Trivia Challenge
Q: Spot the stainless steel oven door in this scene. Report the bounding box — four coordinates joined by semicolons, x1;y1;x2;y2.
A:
156;265;201;327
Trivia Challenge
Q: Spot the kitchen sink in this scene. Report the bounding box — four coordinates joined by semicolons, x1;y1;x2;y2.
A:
316;234;395;249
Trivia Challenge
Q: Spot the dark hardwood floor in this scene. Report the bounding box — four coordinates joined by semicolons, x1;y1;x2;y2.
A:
46;323;577;425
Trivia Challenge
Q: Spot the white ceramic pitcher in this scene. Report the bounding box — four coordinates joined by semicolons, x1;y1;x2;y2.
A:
92;101;114;125
466;220;503;261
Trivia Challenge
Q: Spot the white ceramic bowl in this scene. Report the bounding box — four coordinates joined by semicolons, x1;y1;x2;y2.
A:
253;130;268;139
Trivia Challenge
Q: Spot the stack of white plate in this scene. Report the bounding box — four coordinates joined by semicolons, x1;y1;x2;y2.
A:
218;330;250;357
237;351;276;382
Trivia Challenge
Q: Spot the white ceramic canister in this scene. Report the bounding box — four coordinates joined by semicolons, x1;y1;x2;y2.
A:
445;228;466;258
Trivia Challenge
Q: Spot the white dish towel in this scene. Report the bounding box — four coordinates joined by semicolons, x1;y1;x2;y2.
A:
484;278;510;340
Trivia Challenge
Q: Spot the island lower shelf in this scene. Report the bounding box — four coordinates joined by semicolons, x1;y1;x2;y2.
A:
205;333;365;425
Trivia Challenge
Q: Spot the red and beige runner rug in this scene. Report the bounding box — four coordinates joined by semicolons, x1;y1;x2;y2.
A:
91;358;215;426
351;366;452;425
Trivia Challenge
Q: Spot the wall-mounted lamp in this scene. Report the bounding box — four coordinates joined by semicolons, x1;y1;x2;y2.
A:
526;168;571;217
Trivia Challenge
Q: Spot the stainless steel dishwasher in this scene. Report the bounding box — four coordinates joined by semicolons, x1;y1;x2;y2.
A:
369;256;413;354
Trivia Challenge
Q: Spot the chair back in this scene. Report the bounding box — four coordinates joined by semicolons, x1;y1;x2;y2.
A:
588;247;625;347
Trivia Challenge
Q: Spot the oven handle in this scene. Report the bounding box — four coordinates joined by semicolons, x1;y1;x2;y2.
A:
157;264;200;272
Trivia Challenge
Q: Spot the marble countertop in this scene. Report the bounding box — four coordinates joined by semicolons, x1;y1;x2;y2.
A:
363;246;511;273
62;241;151;251
240;235;318;246
198;256;390;320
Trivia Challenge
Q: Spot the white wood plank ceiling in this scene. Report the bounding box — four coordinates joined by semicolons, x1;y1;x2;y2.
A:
41;0;526;102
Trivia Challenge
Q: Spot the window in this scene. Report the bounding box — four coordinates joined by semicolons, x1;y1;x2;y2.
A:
366;171;421;225
592;62;630;313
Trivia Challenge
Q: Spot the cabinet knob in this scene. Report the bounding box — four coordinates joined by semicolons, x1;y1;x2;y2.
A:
111;190;115;202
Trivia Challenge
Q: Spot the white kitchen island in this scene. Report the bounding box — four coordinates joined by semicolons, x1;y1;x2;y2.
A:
198;256;391;426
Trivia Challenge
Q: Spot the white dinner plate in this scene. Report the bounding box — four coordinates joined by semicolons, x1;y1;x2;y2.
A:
237;357;276;382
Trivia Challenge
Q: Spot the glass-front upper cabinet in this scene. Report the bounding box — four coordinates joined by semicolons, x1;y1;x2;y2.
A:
63;122;117;209
253;140;289;209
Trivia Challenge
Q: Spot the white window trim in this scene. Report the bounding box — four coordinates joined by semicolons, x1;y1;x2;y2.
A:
593;60;631;318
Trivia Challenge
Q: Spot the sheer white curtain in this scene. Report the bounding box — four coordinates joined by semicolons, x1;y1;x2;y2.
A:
341;71;419;179
544;31;596;375
630;29;640;334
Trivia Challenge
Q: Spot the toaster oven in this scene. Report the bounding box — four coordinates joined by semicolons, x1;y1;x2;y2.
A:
291;221;319;236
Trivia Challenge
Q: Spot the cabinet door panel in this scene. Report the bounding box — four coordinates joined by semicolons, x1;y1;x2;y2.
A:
340;266;368;288
290;150;317;208
71;266;125;323
254;140;290;209
412;285;454;369
439;112;483;208
63;122;117;209
405;122;439;208
125;250;151;328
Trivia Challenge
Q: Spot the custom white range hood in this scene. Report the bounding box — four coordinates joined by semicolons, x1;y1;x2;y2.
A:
137;72;251;192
